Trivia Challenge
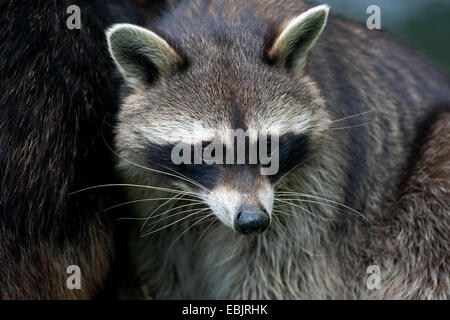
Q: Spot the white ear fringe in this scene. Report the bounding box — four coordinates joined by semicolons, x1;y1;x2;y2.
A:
269;4;330;69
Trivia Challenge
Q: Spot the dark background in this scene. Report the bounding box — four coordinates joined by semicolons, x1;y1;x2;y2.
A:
314;0;450;71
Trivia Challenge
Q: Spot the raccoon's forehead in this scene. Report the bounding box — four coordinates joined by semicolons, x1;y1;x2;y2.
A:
118;55;328;145
119;84;326;147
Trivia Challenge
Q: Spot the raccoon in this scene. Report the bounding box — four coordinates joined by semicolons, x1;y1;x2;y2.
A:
0;0;158;299
106;0;450;299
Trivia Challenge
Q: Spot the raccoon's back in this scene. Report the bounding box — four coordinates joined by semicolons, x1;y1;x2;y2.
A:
306;13;450;212
309;13;450;127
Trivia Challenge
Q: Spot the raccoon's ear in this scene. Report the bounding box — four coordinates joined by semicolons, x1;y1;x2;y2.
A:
267;5;329;73
106;23;182;87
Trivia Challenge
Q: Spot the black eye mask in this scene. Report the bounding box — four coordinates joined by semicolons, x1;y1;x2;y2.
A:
144;132;310;188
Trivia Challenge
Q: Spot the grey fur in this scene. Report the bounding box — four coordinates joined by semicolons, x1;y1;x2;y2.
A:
108;0;450;299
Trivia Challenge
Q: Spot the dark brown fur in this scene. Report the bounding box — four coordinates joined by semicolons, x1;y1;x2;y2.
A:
0;0;159;299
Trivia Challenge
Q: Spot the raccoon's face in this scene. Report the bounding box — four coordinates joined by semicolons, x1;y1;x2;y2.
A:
107;5;330;235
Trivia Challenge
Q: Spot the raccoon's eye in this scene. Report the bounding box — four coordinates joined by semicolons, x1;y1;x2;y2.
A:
258;136;273;157
202;145;215;157
202;143;216;165
266;137;272;155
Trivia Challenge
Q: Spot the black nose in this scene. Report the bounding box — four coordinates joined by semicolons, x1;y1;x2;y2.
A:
234;205;270;235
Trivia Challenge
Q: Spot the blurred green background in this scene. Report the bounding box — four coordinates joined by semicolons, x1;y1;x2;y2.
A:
313;0;450;71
